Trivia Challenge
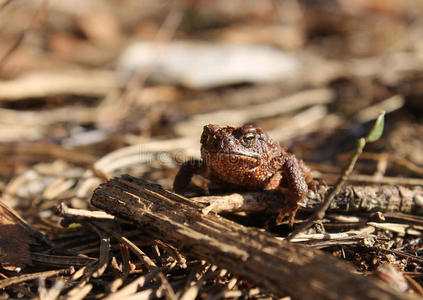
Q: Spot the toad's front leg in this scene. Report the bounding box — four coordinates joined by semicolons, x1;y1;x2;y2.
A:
275;155;309;227
173;159;206;194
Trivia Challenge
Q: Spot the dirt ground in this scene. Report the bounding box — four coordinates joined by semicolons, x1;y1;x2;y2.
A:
1;0;423;299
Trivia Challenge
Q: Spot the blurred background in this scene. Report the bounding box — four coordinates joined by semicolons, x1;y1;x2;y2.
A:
2;0;423;297
1;0;423;203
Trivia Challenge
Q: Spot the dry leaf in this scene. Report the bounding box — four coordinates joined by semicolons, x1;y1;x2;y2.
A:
0;203;32;272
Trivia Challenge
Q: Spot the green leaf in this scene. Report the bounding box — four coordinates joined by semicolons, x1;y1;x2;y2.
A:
365;110;385;142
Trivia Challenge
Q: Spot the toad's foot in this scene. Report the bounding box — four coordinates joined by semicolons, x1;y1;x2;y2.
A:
276;203;300;227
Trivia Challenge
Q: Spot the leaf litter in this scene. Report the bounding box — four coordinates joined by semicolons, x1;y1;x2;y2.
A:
1;0;423;299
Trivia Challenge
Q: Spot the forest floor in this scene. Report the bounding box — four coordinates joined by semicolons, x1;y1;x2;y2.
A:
1;1;423;299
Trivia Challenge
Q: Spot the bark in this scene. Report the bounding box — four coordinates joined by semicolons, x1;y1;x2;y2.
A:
191;184;423;215
91;175;415;300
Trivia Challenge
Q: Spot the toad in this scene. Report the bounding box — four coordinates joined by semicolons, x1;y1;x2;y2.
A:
173;124;315;226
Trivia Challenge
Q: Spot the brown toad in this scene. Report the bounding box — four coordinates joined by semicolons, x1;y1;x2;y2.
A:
173;124;314;226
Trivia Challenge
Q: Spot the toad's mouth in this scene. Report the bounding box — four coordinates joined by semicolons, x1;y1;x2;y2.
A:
201;148;261;161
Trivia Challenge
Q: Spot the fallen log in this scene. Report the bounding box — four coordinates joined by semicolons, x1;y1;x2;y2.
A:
91;175;414;300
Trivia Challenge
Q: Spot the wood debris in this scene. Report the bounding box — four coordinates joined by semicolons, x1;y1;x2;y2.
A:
1;0;423;299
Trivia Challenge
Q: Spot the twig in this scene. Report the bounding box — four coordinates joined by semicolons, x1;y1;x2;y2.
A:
362;246;423;265
191;184;423;215
0;269;71;289
404;275;423;296
367;222;421;236
288;226;375;243
31;253;98;267
154;240;186;266
57;203;115;220
118;243;131;283
382;212;423;226
89;224;111;278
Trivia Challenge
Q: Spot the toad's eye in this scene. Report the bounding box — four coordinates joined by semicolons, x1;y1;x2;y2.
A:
241;133;256;147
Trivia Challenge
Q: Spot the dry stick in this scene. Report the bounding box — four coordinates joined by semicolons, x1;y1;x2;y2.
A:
0;269;71;289
31;253;98;267
192;184;423;216
287;138;366;241
366;246;423;265
119;243;131;282
91;175;415;300
71;266;88;281
404;275;423;296
57;203;115;220
88;224;111;278
290;226;375;243
154;239;186;266
383;212;423;226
